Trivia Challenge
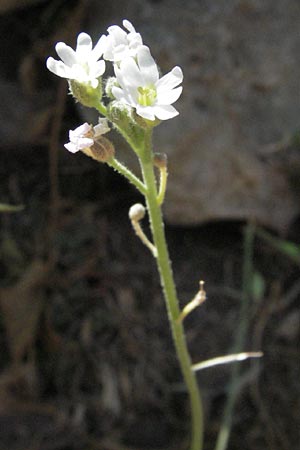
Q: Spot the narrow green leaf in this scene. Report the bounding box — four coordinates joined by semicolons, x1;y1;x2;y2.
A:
0;203;24;213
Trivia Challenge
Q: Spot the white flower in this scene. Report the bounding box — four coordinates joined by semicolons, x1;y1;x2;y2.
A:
64;119;110;153
103;19;144;63
46;33;106;88
111;46;183;121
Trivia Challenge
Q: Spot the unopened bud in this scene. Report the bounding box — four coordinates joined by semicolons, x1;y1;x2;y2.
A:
105;77;118;99
129;203;145;221
153;153;168;169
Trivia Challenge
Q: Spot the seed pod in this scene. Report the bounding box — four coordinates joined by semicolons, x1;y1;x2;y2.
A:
82;136;115;162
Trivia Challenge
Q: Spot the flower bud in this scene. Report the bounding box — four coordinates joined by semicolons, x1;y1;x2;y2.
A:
129;203;145;221
108;101;134;123
69;79;103;108
153;153;168;169
105;77;118;99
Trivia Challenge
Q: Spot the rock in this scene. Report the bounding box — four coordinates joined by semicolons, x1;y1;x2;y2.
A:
88;0;300;231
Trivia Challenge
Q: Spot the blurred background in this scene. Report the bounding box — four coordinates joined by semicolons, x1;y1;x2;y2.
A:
0;1;299;449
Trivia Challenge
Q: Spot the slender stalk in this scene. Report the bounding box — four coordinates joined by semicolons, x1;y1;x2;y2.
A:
139;131;203;450
157;165;168;205
107;157;146;194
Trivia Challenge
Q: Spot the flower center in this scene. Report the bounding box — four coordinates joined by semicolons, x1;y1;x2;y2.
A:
137;85;157;106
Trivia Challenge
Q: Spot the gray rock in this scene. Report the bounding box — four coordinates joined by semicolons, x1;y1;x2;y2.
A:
88;0;300;230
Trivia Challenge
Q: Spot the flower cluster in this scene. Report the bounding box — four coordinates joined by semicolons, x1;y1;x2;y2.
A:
47;20;183;123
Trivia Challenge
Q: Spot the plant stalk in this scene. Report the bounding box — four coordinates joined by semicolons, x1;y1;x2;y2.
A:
139;131;203;450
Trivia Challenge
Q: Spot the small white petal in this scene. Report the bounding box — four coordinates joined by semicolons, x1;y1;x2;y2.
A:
55;42;77;66
118;57;144;88
157;86;183;105
111;85;125;101
90;78;99;88
113;64;126;90
76;32;93;54
64;142;79;153
156;66;183;91
153;104;179;120
77;137;94;147
91;34;107;60
72;122;91;137
94;118;110;136
136;105;156;121
112;86;135;106
123;19;135;33
46;57;70;78
128;33;143;49
68;64;88;82
137;46;159;85
107;25;127;43
90;60;106;78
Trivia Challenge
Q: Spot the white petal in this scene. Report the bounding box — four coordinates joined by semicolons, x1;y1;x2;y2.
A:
153;104;179;120
77;137;94;147
46;57;70;78
64;142;79;153
112;45;129;62
156;66;183;91
113;64;127;90
90;60;106;78
123;19;135;33
91;34;107;60
136;105;156;121
128;33;143;49
157;86;182;105
118;57;143;88
137;46;159;85
94;118;110;136
90;78;99;88
71;123;91;137
107;25;127;43
66;64;84;82
111;85;125;101
76;32;93;59
112;86;134;105
55;42;77;66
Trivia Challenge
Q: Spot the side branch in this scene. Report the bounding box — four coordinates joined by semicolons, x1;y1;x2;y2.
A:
108;158;146;195
129;203;157;257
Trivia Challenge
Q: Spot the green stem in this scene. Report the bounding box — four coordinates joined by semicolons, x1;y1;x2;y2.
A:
139;131;203;450
107;157;146;195
96;102;107;117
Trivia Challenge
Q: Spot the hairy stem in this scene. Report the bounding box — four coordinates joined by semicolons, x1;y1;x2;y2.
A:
108;157;146;194
139;130;203;450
